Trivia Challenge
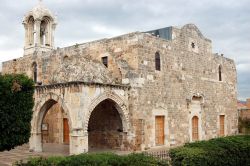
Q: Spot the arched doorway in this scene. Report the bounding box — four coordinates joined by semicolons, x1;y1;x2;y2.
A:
30;94;72;155
188;95;203;142
41;100;70;154
88;99;125;151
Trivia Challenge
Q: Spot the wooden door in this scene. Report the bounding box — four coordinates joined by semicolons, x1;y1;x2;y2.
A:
155;116;165;145
192;116;199;141
63;118;70;144
219;115;225;136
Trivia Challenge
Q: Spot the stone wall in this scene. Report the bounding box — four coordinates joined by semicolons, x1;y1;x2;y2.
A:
131;24;237;149
2;23;238;153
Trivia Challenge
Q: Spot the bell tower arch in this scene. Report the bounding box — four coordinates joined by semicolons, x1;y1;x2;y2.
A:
23;1;57;56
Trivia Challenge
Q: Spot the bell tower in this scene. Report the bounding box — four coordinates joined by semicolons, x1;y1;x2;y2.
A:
23;0;57;56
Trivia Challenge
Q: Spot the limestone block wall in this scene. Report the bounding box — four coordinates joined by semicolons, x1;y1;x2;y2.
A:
127;24;238;150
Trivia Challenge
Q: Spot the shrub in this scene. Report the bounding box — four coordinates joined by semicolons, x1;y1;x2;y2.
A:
14;153;168;166
169;135;250;166
0;74;34;151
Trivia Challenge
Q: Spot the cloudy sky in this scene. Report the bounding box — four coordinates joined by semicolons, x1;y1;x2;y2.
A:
0;0;249;100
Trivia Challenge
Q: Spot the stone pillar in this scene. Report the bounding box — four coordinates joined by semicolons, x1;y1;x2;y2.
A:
29;132;42;152
23;24;28;47
51;24;56;48
34;20;41;47
70;129;88;155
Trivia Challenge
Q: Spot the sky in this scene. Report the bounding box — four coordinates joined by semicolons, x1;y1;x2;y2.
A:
0;0;249;100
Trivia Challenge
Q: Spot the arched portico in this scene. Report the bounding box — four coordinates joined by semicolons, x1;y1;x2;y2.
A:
83;92;130;151
29;92;73;154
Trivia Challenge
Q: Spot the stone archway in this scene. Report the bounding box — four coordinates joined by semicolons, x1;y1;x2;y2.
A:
29;92;73;154
84;92;130;151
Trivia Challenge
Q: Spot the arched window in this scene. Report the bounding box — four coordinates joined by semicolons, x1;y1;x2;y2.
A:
192;116;199;141
155;52;161;71
219;65;222;81
27;16;35;46
40;16;51;46
32;62;37;83
63;55;69;63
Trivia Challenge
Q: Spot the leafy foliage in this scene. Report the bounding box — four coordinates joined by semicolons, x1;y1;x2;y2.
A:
0;74;34;151
15;153;168;166
169;135;250;166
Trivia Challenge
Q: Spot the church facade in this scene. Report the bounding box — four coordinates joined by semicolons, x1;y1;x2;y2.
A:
2;2;238;155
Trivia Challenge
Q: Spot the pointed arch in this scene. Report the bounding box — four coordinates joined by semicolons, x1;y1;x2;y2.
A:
32;92;73;134
27;16;35;45
40;16;52;46
83;92;130;133
30;92;73;153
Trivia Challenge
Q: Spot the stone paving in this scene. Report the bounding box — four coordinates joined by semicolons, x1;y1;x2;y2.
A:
0;144;69;166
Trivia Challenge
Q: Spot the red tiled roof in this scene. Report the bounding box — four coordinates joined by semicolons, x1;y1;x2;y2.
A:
237;101;247;109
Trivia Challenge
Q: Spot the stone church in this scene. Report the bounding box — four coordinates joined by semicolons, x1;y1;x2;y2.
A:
2;2;238;155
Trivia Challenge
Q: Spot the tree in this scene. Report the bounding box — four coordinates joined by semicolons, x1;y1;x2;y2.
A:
0;74;34;151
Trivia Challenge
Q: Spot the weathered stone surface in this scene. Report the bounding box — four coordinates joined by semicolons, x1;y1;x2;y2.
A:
1;3;238;154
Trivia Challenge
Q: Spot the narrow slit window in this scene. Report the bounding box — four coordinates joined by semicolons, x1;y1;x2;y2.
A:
155;52;161;71
219;65;222;81
102;56;108;67
32;62;37;83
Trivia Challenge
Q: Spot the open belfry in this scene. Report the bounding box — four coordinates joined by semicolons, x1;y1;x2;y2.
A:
1;1;238;155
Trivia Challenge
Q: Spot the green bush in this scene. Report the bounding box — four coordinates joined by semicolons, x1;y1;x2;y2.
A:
0;74;34;151
15;153;168;166
169;135;250;166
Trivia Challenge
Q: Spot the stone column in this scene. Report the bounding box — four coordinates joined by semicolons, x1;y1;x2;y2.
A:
34;20;41;47
70;129;88;155
23;23;28;48
29;132;42;152
51;24;56;48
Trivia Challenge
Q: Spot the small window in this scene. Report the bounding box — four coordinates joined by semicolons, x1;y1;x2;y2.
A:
191;42;195;49
32;62;37;83
102;56;108;67
63;55;69;63
155;52;161;71
219;115;225;136
219;65;222;81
